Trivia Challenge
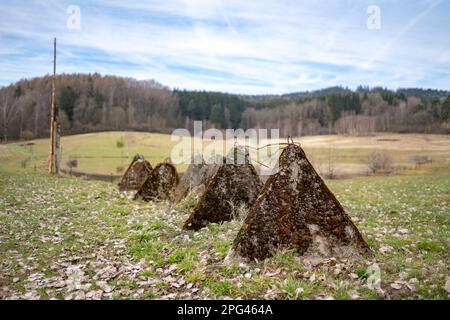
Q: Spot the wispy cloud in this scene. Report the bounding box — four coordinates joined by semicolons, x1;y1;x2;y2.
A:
0;0;449;93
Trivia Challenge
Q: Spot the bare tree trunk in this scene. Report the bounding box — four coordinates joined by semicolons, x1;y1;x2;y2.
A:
19;106;24;136
2;124;6;143
1;95;12;143
49;38;60;174
128;99;135;127
2;101;6;143
327;144;335;179
34;103;39;137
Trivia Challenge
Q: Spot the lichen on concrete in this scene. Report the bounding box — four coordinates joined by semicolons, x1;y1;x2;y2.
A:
232;144;372;261
183;147;263;231
174;154;221;202
117;154;152;191
134;162;179;202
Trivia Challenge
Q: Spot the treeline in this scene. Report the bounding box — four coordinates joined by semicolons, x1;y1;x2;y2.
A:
242;93;450;136
0;73;449;142
0;74;180;141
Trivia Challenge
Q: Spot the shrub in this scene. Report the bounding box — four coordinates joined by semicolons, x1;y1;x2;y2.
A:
66;159;78;172
21;158;30;168
367;152;394;174
66;159;78;168
20;131;34;141
410;155;431;166
116;139;124;148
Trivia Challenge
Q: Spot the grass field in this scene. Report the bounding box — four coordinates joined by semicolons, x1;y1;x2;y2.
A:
0;132;449;300
1;132;449;178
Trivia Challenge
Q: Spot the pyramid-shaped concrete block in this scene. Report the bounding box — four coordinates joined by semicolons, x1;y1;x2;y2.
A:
232;144;371;260
118;154;152;191
134;162;179;202
174;154;221;202
183;147;263;230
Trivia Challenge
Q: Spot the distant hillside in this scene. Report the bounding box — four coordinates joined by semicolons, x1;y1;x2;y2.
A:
246;86;450;101
0;73;449;142
396;88;450;101
282;86;353;99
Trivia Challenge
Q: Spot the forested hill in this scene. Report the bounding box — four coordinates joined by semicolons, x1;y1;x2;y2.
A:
0;73;449;141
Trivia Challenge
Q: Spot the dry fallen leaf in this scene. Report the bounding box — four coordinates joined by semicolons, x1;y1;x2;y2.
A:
349;273;359;280
295;287;304;298
265;268;281;277
444;279;450;294
390;282;403;290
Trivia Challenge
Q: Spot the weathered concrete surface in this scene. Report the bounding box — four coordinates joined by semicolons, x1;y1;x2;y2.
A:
183;148;263;231
232;144;371;261
174;155;221;202
118;154;152;191
134;163;179;202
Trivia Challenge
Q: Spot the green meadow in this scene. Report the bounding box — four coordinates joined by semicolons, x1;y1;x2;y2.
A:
0;132;449;299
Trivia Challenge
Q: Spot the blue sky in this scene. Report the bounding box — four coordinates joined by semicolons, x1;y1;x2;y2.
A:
0;0;449;94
